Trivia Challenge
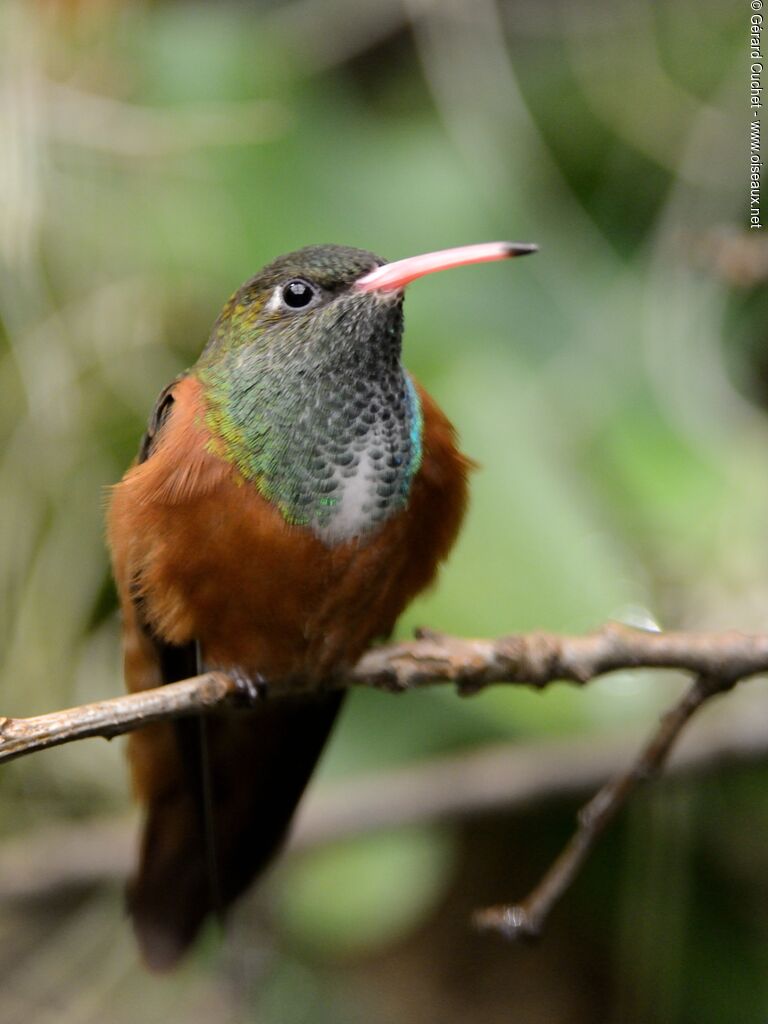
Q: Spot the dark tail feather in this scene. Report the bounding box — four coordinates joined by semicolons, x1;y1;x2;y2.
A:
127;691;344;970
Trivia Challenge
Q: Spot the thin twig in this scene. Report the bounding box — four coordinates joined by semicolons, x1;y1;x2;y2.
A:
352;623;768;693
473;673;736;939
0;672;236;765
2;624;768;766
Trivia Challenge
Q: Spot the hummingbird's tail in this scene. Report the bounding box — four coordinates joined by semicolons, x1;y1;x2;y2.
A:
126;691;343;970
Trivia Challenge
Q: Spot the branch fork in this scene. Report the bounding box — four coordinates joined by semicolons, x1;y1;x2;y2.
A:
1;622;765;941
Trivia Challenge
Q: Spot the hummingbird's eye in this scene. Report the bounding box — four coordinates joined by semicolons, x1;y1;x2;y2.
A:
280;279;317;310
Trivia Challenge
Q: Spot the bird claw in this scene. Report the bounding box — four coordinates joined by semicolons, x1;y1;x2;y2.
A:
413;625;446;642
230;670;269;706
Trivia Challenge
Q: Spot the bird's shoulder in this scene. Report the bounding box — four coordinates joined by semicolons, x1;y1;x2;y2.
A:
112;372;231;508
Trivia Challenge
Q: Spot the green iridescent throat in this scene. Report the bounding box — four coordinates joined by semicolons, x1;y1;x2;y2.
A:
196;291;423;542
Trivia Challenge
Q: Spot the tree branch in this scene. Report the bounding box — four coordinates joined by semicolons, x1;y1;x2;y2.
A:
355;624;768;693
3;624;767;769
0;672;236;765
2;622;766;937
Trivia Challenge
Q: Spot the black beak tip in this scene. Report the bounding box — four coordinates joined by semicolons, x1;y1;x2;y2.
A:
505;242;539;258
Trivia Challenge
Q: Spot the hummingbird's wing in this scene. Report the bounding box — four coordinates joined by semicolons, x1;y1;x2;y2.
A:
109;376;344;970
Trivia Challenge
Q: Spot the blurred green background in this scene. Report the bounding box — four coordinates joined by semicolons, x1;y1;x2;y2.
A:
0;0;765;1021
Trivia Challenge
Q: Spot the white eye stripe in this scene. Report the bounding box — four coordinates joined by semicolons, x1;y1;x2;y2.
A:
265;285;283;312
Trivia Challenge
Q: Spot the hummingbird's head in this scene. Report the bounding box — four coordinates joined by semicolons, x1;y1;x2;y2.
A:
200;240;538;371
196;240;537;538
202;245;397;371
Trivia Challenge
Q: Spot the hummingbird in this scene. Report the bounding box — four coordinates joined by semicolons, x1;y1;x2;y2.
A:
108;240;536;969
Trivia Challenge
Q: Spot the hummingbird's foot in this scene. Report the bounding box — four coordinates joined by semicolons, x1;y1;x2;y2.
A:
414;625;447;642
229;669;269;706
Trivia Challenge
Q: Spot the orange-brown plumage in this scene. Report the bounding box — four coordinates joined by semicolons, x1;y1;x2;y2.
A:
108;372;470;968
110;375;469;682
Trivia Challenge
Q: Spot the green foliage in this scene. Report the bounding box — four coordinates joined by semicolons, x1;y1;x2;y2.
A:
0;0;757;1020
276;828;455;958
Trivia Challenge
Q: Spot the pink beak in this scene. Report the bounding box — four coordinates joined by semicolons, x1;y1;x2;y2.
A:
354;241;537;293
